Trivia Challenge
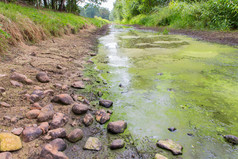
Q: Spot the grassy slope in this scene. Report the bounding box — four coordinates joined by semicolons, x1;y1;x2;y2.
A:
0;2;109;53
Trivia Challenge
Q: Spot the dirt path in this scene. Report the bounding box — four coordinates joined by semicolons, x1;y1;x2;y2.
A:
0;25;112;158
133;25;238;47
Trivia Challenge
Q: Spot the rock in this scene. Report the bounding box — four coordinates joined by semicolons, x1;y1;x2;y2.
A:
26;109;41;119
61;85;68;90
38;122;49;134
0;152;12;159
71;81;85;89
54;83;62;89
83;113;94;126
0;87;5;93
22;127;42;142
156;139;183;155
37;104;54;122
32;89;45;98
11;127;24;136
110;139;125;150
0;102;10;107
107;110;113;114
3;116;11;121
10;117;18;123
30;103;42;110
45;128;66;140
29;94;41;103
49;138;67;151
83;137;102;151
168;127;176;132
155;154;168;159
70;118;80;127
50;113;69;129
67;129;83;143
52;94;74;105
72;103;89;115
224;135;238;145
107;121;127;134
97;91;103;97
34;86;43;90
0;133;22;151
10;80;23;87
187;133;194;136
39;144;68;159
36;72;50;83
99;100;113;108
10;72;33;85
56;65;63;69
90;53;97;56
95;109;110;124
44;89;54;96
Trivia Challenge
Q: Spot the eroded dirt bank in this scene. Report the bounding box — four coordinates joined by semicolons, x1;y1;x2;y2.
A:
0;25;141;159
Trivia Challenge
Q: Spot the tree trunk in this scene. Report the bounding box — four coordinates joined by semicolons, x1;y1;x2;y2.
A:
59;0;65;11
43;0;48;8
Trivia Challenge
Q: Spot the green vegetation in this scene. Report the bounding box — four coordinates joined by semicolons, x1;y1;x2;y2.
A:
0;2;108;53
112;0;238;30
80;4;110;20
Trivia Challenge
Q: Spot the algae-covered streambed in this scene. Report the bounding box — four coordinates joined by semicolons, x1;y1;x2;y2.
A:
93;25;238;158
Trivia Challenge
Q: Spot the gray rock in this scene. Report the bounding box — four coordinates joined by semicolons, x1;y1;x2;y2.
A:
45;128;66;140
84;137;102;151
110;139;125;150
10;72;33;85
32;89;45;99
36;72;50;83
107;121;127;134
52;94;74;105
155;154;168;159
67;129;83;143
29;94;41;103
37;104;54;122
44;89;54;96
22;127;43;142
99;100;113;108
156;139;183;155
26;109;41;119
224;135;238;145
83;113;94;126
72;103;89;115
71;81;85;89
0;152;12;159
168;127;176;132
50;113;69;129
38;122;49;134
95;109;110;124
49;138;67;151
11;127;24;136
10;80;23;87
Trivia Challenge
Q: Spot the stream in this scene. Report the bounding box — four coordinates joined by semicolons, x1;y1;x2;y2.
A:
93;25;238;158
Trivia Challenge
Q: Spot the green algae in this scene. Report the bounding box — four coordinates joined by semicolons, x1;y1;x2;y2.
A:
94;26;238;158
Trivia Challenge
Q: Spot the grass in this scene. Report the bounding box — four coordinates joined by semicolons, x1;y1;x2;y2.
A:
0;2;108;54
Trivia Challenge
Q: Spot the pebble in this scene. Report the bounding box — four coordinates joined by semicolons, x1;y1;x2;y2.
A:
99;100;113;108
72;103;89;115
0;102;10;107
83;137;102;151
26;109;41;119
38;122;49;134
0;152;12;159
95;109;110;124
0;133;22;151
37;104;54;122
36;72;50;83
10;72;33;85
45;128;66;140
157;139;183;155
11;127;24;136
83;113;94;126
107;120;127;134
71;81;85;89
155;153;168;159
0;87;5;93
168;127;177;132
50;113;69;129
52;94;74;105
110;139;125;150
67;129;84;143
224;135;238;145
10;80;23;87
22;127;43;142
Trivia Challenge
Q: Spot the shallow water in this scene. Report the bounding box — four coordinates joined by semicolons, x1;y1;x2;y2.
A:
94;25;238;158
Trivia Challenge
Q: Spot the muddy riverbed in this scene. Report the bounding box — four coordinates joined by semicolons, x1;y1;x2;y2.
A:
93;25;238;158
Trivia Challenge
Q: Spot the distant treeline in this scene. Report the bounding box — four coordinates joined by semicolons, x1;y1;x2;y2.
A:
0;0;107;14
112;0;238;30
80;4;110;20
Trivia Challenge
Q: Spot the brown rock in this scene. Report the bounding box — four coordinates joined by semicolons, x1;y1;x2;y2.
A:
36;72;50;83
11;127;24;136
10;72;33;85
0;152;12;159
26;109;41;119
29;94;41;103
99;100;113;108
49;138;67;151
71;81;85;89
107;121;127;134
10;117;18;123
22;127;42;142
34;86;43;90
0;87;5;93
44;89;54;96
83;113;93;126
30;103;42;110
110;139;125;150
50;113;69;129
39;144;68;159
37;104;54;122
52;94;74;105
156;139;183;155
45;128;66;140
10;80;23;87
95;109;110;124
72;103;89;115
67;129;83;143
0;102;10;107
38;122;49;134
